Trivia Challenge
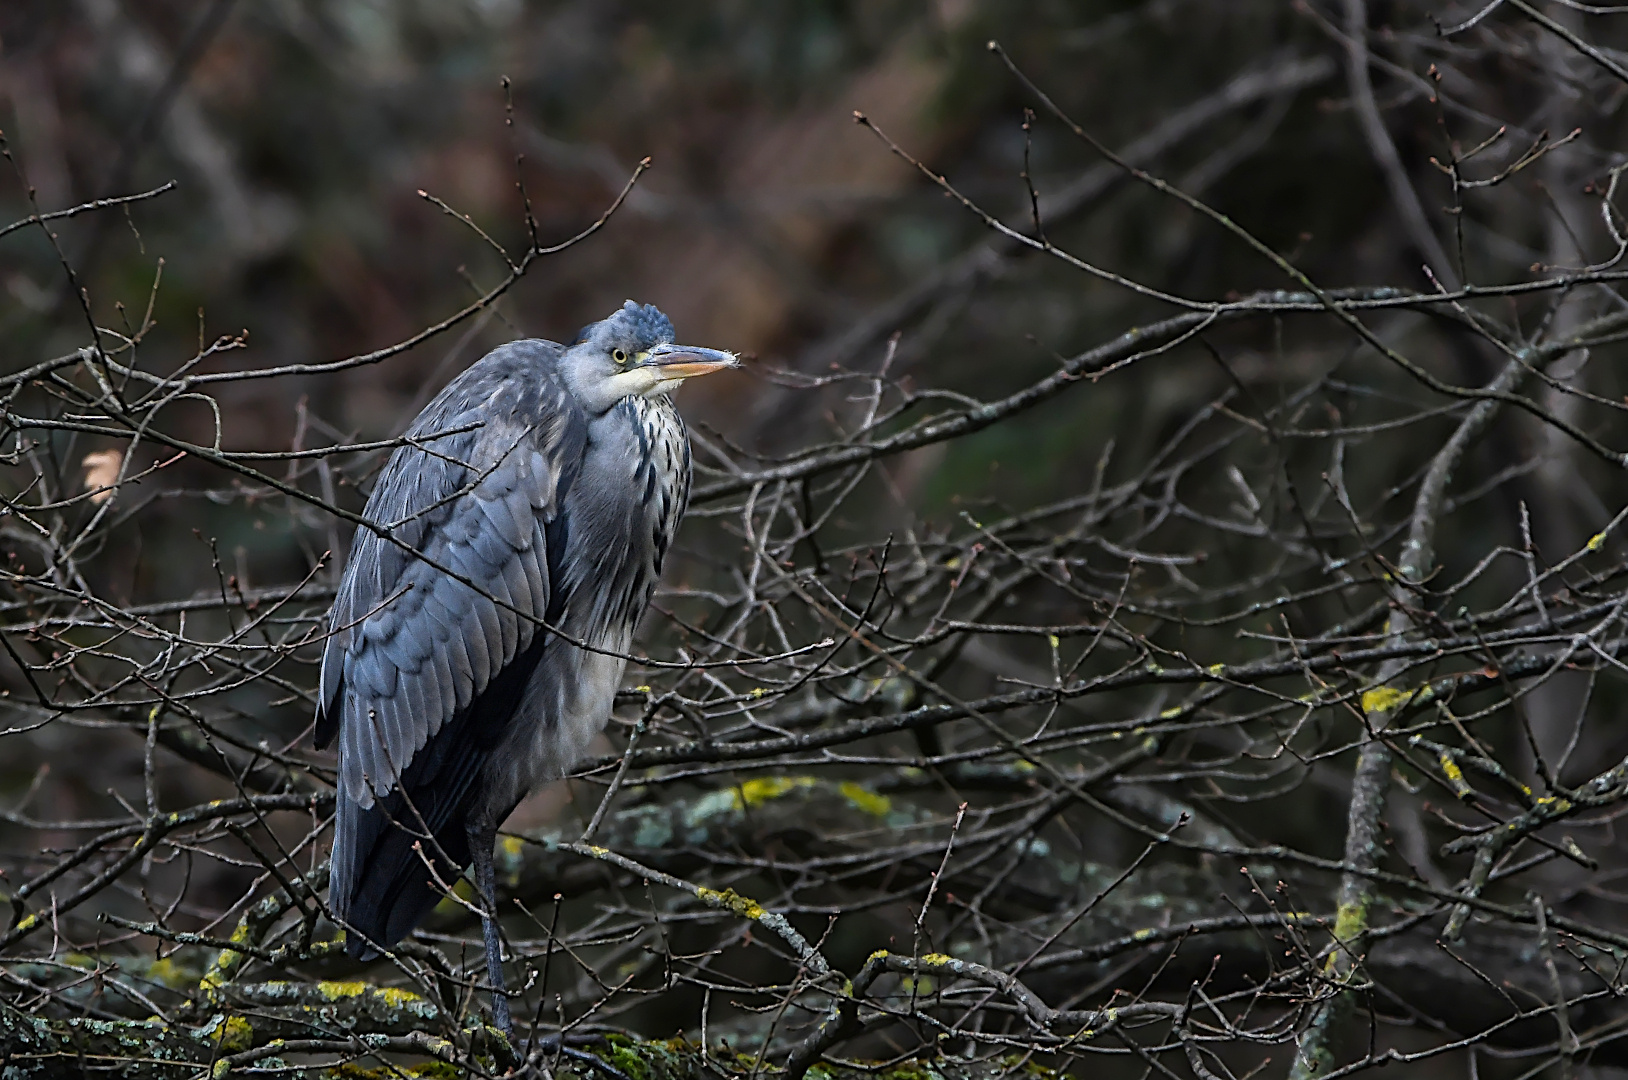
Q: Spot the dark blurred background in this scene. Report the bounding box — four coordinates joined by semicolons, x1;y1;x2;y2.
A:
8;0;1624;852
1;0;1381;589
9;5;1628;1073
7;0;1626;870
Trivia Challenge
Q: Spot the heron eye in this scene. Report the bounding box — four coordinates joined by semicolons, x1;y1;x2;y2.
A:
612;348;628;364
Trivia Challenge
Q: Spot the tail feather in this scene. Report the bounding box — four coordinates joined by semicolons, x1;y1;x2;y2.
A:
331;788;473;957
327;631;549;956
326;703;489;957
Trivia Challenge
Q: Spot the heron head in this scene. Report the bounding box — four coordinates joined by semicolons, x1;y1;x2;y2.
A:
558;300;738;414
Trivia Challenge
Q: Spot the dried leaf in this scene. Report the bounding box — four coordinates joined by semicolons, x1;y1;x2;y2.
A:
81;449;124;505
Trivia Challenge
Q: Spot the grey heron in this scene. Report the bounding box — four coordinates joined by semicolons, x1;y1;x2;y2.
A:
314;301;736;1039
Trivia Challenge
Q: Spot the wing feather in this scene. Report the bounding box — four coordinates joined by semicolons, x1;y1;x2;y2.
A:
478;482;533;550
348;645;395;702
315;342;587;816
399;667;431;741
463;605;493;688
478;565;519;662
521;522;551;613
378;619;424;675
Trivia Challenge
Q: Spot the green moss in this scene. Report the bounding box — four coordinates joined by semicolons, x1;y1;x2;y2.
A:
413;1065;463;1079
579;1034;702;1080
997;1053;1064;1079
875;1061;946;1080
332;1065;461;1080
608;1041;652;1080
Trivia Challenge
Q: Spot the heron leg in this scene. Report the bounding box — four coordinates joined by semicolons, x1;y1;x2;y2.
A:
469;828;513;1041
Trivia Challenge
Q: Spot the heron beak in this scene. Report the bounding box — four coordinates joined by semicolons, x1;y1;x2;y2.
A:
641;343;739;380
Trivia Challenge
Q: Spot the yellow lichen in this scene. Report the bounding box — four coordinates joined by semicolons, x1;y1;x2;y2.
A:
1360;685;1414;715
307;981;437;1013
735;776;814;808
376;985;433;1010
316;980;371;1000
200;940;244;1001
147;956;192;989
1439;754;1470;798
696;886;766;920
1325;898;1369;975
919;953;954;966
1332;899;1366;941
838;781;892;818
432;877;478;915
1588;532;1607;552
214;1014;253;1053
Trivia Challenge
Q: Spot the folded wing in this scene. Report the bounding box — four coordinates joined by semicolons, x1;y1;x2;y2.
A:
315;342;586;952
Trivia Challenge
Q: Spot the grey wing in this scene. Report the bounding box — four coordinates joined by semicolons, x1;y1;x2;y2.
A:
314;356;585;811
